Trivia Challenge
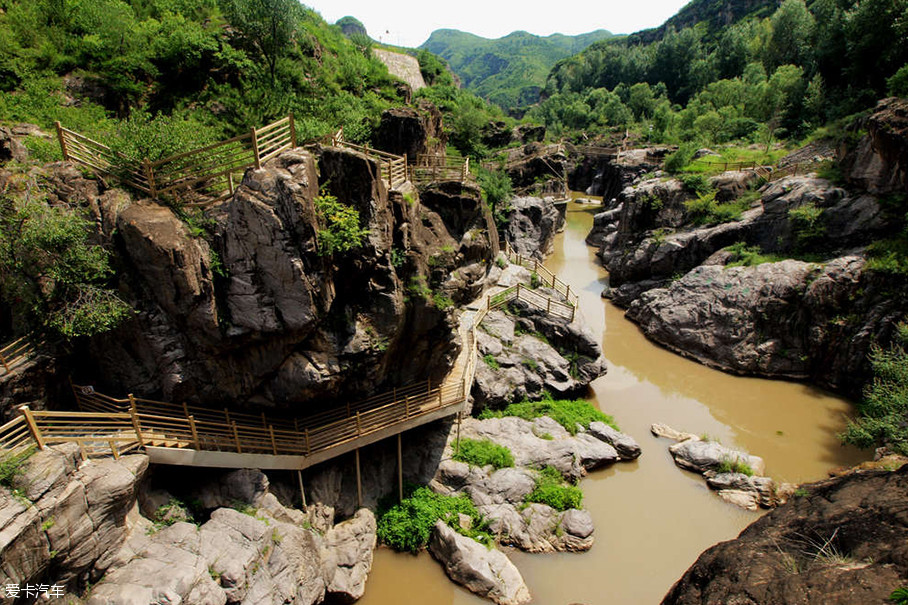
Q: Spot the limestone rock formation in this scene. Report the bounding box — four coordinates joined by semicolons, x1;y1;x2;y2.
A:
505;196;565;260
0;445;148;596
661;465;908;604
74;146;495;410
471;286;607;410
841;96;908;194
374;101;446;162
428;521;531;605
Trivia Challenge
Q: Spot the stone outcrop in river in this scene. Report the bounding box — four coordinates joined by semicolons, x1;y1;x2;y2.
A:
582;103;908;394
662;464;908;605
504;196;565;260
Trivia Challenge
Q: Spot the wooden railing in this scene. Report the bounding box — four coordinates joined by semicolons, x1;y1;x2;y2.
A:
56;115;297;207
0;259;580;467
0;335;38;376
410;154;470;184
329;136;408;189
564;142;619;158
503;240;579;310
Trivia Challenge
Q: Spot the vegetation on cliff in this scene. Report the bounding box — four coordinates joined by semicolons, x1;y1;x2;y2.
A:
842;323;908;455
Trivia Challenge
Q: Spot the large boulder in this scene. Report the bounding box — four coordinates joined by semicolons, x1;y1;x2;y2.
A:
505;196;565;260
840;96;908;194
668;439;766;477
374;101;446;163
662;465;908;605
428;521;531;605
0;445;148;596
324;508;376;603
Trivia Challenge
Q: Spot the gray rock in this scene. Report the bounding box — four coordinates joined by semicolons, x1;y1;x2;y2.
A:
324;508;376;603
560;509;594;539
716;489;761;511
650;423;698;442
428;521;531;605
480;311;516;344
505;196;564;260
668;439;765;477
587;422;642;460
465;468;537;506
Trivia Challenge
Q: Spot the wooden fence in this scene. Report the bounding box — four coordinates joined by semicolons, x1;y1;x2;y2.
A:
0;335;37;376
564;142;619;158
503;240;579;310
56;115;297;207
410;154;470;184
331;139;408;189
0;256;581;467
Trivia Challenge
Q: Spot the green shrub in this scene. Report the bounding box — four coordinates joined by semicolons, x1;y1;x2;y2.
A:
529;271;541;289
477;168;513;229
453;438;514;469
390;248;405;268
313;194;369;255
679;173;713;195
684;192;749;226
407;276;431;300
0;198;132;339
23;136;63;163
521;358;539;371
724;241;784;266
841;329;908;455
108;111;219;164
432;292;454;310
524;466;583;511
0;449;35;488
887;64;908;97
482;354;500;370
716;457;755;476
866;237;908;276
663;142;699;174
376;485;493;553
788;203;826;248
480;393;618;434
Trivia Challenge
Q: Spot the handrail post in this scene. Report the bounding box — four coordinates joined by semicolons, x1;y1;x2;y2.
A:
261;412;267;428
144;159;157;198
55;121;70;161
0;349;9;373
547;297;552;314
304;428;311;455
109;440;120;460
129;397;144;449
182;401;190;419
269;425;278;455
405;395;410;418
251;127;261;169
232;421;242;453
188;415;201;449
20;406;45;450
289;113;297;147
356;412;362;435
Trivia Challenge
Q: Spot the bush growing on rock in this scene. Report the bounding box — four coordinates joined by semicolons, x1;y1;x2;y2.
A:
523;466;583;511
480;393;618;435
313;193;369;255
841;327;908;455
454;438;514;470
376;485;493;553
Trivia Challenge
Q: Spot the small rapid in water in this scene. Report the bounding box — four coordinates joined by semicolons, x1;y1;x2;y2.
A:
358;199;865;605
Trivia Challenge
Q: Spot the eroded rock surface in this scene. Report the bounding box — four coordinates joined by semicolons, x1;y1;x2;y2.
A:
662;465;908;605
505;196;565;260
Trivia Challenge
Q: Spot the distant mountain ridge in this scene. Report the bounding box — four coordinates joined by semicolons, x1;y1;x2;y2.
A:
419;28;613;113
628;0;780;44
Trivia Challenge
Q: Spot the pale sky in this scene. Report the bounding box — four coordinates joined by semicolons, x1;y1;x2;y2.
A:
305;0;692;48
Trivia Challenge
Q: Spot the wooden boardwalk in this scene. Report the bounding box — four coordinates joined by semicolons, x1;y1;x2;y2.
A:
0;268;576;475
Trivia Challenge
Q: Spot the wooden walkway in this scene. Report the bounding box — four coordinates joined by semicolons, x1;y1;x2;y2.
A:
0;266;577;474
0;336;39;377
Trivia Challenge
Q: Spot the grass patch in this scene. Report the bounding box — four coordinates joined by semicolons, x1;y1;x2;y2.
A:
716;457;755;476
376;484;493;553
684;146;785;175
521;358;539;371
454;438;514;469
0;448;35;488
724;242;786;267
866;237;908;276
523;466;583;512
890;588;908;605
479;393;618;435
684;191;750;226
482;354;500;371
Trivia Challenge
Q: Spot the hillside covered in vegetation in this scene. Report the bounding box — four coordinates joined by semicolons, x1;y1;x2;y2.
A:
530;0;908;145
420;28;613;114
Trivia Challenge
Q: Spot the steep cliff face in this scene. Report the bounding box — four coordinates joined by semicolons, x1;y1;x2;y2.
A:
662;465;908;605
841;97;908;195
78;146;496;410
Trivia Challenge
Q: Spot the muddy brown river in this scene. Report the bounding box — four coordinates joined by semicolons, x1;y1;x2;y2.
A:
358;199;865;605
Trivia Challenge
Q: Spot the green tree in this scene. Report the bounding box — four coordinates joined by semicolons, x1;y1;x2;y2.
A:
0;197;131;339
221;0;301;88
766;0;815;71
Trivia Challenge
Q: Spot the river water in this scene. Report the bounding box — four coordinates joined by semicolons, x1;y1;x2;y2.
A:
358;199;865;605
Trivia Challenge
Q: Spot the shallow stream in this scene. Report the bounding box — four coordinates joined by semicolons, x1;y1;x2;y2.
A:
358;199;865;605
